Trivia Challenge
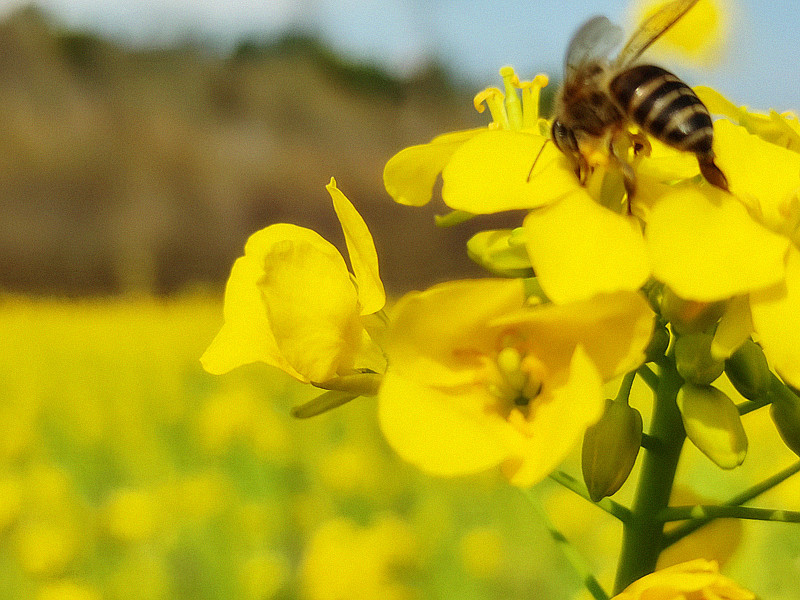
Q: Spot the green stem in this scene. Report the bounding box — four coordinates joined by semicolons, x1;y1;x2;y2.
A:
613;356;685;594
615;371;637;403
636;364;660;391
548;470;633;522
659;504;800;523
662;461;800;547
521;488;610;600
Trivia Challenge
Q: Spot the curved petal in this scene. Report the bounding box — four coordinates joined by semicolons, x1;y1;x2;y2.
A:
257;225;363;383
442;129;579;213
383;129;481;206
523;190;650;304
200;254;303;378
711;295;753;360
490;291;654;382
326;178;386;315
714;120;800;231
504;345;605;487
385;278;526;387
751;245;800;388
646;186;789;301
378;370;514;477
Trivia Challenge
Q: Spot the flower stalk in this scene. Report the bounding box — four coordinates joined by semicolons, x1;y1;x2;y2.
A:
614;356;685;593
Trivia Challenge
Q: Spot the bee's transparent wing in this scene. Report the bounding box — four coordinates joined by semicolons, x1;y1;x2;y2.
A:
614;0;700;68
564;16;624;76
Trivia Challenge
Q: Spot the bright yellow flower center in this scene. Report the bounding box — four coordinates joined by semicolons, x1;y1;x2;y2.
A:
484;332;547;424
474;67;549;132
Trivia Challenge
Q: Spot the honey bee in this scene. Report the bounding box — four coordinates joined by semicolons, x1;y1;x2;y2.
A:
550;0;728;200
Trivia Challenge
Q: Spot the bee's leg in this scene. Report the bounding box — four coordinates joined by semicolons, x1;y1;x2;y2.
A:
608;136;637;213
697;152;729;192
630;131;651;157
576;153;591;186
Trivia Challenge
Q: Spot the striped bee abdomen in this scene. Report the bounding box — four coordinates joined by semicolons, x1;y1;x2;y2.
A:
609;64;713;155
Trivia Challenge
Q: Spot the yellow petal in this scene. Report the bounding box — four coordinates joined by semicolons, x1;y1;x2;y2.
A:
201;254;302;378
386;278;526;387
326;178;386;315
751;245;800;388
377;370;513;477
711;295;753;360
257;225;362;383
696;87;800;152
490;291;654;382
383;129;481;206
442;129;579;213
714;120;800;230
504;345;605;487
646;186;789;301
523;190;650;304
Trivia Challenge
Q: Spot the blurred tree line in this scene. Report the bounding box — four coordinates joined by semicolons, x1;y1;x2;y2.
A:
0;5;543;296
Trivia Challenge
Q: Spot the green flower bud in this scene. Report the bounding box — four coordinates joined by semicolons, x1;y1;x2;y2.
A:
770;394;800;458
725;339;771;401
466;229;534;278
644;321;671;363
581;399;643;502
660;288;726;335
677;384;748;469
674;332;724;385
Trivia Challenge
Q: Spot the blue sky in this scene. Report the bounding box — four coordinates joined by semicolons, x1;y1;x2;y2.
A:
2;0;798;111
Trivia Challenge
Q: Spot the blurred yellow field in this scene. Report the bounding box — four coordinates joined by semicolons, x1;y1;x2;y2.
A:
0;294;579;600
1;294;798;600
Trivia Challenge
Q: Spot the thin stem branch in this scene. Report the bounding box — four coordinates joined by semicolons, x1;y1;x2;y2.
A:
521;488;610;600
659;504;800;524
662;461;800;547
636;364;660;391
615;371;637;404
548;470;633;522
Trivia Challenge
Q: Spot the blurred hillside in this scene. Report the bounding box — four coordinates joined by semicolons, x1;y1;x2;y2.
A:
0;6;529;296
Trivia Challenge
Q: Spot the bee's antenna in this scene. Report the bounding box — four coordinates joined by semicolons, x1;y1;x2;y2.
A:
526;139;551;183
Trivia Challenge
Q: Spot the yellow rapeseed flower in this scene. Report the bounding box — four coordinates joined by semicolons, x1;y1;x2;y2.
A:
378;279;653;486
201;178;386;385
383;68;580;213
611;559;754;600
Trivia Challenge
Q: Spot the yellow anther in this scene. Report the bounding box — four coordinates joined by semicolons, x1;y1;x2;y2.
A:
473;87;509;129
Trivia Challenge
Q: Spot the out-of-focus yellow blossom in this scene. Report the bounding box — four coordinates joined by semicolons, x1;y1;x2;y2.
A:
201;178;386;386
300;515;418;600
378;278;653;487
630;0;727;67
239;552;290;600
16;520;80;575
384;68;580;213
102;487;159;542
459;526;505;579
37;581;102;600
611;559;755;600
